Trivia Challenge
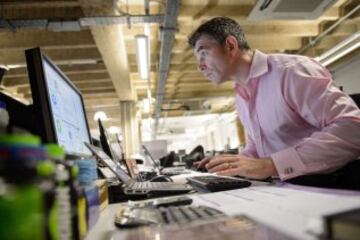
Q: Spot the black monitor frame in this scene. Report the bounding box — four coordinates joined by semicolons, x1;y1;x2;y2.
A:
26;47;92;157
98;118;117;161
98;119;127;165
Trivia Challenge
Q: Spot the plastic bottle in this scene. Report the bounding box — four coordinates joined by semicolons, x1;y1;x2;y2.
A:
0;134;47;240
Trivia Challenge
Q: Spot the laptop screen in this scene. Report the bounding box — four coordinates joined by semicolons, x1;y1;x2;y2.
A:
142;145;161;171
125;159;140;178
85;143;131;183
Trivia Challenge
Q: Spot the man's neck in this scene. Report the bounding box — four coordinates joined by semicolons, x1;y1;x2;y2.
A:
231;49;254;86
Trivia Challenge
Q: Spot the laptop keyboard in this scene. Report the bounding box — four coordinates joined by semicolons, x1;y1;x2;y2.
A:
187;175;251;192
115;205;225;227
128;182;172;189
127;181;192;192
162;168;192;175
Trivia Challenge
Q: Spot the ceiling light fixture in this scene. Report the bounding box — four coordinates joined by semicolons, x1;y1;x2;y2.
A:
108;126;120;134
135;34;150;79
93;111;107;121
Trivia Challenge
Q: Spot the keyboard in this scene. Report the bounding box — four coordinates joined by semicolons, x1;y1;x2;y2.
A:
187;175;251;192
114;205;225;228
161;167;192;176
127;181;189;190
128;181;172;189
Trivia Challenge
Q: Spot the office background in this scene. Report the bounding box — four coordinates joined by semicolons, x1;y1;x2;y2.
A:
0;0;359;157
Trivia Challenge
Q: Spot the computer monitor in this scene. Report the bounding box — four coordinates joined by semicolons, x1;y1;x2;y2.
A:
98;119;113;159
26;47;92;157
98;119;124;161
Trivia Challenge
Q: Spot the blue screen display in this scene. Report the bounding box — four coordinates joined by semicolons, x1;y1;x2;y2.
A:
43;59;91;156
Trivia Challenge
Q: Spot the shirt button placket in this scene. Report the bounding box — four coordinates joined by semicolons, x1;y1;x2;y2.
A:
250;79;265;156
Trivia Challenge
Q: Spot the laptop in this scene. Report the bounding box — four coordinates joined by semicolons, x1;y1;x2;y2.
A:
125;158;141;179
85;143;193;196
142;145;191;176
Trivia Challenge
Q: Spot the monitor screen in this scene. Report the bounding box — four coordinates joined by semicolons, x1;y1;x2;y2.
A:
26;48;91;156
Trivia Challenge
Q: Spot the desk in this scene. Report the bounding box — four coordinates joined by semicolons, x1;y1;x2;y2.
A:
87;182;360;240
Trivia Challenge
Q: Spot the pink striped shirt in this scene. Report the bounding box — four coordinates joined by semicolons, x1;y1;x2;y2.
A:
235;50;360;180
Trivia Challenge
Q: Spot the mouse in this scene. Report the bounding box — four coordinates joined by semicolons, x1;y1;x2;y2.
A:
149;175;173;182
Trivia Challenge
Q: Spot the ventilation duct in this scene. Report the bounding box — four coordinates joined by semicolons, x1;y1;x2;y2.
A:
248;0;337;20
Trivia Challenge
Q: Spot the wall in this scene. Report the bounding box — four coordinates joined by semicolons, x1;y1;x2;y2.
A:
331;54;360;94
165;113;240;154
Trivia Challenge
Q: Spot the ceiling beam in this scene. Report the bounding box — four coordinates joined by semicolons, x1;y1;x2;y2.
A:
80;0;136;101
0;1;80;8
4;64;107;78
84;98;119;108
0;30;95;49
0;6;83;19
3;71;110;86
0;47;102;65
177;22;320;37
178;6;339;23
172;36;303;52
81;88;115;95
16;79;114;94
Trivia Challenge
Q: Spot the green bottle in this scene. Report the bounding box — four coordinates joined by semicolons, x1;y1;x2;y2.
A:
0;134;46;240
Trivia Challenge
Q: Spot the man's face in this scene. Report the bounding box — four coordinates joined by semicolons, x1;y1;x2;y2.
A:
193;34;231;85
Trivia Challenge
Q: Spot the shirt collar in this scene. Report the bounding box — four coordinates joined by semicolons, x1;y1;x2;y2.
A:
246;49;269;81
233;49;269;89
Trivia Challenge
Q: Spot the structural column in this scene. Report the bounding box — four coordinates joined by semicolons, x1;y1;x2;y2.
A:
120;101;140;158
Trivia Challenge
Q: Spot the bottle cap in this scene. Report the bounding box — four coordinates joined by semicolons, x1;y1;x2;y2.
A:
0;134;41;146
46;144;65;160
37;161;55;177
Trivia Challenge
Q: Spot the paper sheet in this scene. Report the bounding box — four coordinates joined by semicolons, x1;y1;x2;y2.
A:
190;185;360;239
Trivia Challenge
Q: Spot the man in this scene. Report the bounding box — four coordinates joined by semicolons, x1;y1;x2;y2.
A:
190;17;360;185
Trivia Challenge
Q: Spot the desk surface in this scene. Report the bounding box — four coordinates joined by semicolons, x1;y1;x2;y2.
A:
87;182;360;240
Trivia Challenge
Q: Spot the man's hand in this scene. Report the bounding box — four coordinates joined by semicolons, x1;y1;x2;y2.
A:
202;154;278;180
193;156;212;171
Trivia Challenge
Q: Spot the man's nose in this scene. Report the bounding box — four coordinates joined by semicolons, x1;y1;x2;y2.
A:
198;62;206;72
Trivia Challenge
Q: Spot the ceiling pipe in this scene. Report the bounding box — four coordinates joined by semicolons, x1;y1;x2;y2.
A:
152;0;180;139
297;4;360;55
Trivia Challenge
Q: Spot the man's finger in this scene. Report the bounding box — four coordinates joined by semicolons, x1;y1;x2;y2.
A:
208;162;231;173
193;161;200;166
216;168;241;176
206;155;240;169
195;156;212;169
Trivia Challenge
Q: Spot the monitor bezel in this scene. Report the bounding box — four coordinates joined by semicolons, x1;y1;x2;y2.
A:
26;47;92;157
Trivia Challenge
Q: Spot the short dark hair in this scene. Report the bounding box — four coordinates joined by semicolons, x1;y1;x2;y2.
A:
188;17;250;50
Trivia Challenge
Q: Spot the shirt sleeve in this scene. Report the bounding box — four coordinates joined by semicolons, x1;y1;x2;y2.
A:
240;132;259;158
271;59;360;180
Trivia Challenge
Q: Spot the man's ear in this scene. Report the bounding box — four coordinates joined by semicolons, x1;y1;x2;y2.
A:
225;35;239;54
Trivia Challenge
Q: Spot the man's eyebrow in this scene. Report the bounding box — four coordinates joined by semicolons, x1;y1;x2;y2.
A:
196;45;204;54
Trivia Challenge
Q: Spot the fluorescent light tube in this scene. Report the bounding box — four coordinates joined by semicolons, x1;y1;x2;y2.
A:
316;31;360;67
135;35;150;79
